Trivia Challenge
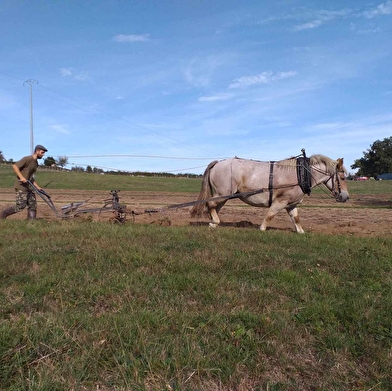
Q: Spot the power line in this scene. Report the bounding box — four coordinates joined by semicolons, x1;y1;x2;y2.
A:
2;72;214;156
36;83;216;156
2;73;231;171
68;161;207;173
66;154;228;160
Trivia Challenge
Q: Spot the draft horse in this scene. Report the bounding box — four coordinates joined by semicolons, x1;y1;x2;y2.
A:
190;154;349;233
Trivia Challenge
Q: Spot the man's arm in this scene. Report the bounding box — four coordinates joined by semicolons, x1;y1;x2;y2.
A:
12;164;27;183
32;179;42;191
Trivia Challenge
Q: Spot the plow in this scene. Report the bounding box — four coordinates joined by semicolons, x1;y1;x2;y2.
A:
29;181;127;224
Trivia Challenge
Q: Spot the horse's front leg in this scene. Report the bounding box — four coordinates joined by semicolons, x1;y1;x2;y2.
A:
286;206;305;234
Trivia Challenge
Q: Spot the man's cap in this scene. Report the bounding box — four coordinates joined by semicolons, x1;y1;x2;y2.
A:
35;144;48;152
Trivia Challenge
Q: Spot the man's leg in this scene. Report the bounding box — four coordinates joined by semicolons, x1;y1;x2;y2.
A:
26;191;37;220
0;206;17;219
0;190;26;219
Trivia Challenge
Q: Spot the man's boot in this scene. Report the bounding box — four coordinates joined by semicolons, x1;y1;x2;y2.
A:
27;210;37;220
1;206;17;219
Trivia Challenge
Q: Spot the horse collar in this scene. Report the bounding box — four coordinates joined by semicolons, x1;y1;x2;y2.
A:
296;157;312;196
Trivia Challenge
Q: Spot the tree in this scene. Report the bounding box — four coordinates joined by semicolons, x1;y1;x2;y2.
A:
71;166;85;172
56;156;69;169
0;150;5;163
44;156;56;167
351;136;392;177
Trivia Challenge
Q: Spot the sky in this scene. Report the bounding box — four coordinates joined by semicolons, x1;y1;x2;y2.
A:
1;0;392;174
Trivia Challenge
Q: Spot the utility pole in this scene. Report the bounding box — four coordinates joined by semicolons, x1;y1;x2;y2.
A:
23;79;38;153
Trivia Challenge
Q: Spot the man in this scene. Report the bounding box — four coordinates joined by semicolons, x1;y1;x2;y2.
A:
1;144;48;219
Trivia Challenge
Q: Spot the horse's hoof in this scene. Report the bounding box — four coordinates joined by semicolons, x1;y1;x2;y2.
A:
209;222;218;228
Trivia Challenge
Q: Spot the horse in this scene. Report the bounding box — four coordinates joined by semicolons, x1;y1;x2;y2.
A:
190;154;349;233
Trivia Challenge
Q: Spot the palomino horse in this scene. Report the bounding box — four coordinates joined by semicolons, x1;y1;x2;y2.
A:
190;154;349;233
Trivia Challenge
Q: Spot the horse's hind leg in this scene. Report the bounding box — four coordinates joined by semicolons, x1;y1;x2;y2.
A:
286;206;305;234
260;202;287;232
260;204;281;231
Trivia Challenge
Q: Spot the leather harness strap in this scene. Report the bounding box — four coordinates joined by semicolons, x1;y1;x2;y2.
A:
268;161;275;207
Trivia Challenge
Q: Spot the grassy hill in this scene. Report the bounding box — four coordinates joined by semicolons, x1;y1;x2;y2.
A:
0;164;202;193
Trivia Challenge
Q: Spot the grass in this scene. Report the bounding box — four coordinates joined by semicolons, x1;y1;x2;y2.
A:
1;220;392;390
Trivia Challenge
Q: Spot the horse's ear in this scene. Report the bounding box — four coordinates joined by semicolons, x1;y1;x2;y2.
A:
337;158;344;168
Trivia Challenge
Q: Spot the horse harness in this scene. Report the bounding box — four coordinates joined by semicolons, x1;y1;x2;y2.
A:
268;151;312;207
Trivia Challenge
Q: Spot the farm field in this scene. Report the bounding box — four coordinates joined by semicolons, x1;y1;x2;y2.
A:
1;182;392;236
1;165;392;390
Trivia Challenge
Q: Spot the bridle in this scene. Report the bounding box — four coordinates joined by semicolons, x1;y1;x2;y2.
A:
332;169;346;196
310;165;346;200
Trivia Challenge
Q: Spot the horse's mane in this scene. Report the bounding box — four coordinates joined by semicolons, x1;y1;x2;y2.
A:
309;154;339;173
276;154;339;173
232;154;343;174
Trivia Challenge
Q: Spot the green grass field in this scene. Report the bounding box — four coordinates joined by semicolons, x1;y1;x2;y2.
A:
0;164;202;193
1;163;392;390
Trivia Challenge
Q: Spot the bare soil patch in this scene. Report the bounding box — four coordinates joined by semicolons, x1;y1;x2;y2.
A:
1;189;391;237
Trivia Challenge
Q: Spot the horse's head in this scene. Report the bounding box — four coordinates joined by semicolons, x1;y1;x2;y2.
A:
324;158;349;202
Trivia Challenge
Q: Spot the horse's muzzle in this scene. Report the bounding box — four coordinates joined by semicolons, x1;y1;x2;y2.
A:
335;190;349;203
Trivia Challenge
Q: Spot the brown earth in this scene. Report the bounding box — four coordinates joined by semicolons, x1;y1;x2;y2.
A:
1;188;391;237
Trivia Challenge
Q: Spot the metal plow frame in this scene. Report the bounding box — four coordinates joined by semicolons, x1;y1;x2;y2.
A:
28;181;127;224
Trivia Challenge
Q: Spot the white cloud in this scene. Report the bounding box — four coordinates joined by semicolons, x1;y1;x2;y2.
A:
183;57;223;88
294;19;324;31
74;71;91;82
60;67;73;77
308;122;353;131
229;71;297;89
293;9;352;31
113;34;151;43
51;124;70;135
363;1;392;18
198;93;234;102
60;67;91;82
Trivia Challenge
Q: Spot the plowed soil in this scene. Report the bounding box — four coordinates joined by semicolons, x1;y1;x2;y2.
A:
1;189;391;237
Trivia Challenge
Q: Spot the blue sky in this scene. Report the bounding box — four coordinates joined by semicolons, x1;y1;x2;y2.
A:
1;0;391;174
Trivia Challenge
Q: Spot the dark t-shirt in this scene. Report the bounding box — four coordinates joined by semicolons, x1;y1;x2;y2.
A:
14;155;38;191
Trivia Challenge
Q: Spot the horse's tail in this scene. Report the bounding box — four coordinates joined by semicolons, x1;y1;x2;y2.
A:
190;160;218;218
